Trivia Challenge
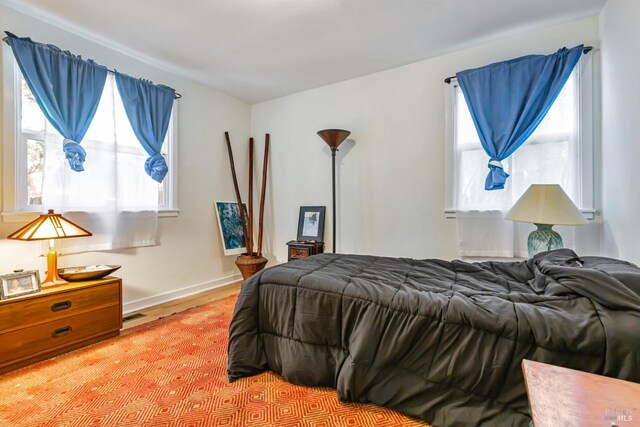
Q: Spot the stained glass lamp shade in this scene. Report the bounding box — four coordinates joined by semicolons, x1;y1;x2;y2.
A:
505;184;587;257
8;210;92;287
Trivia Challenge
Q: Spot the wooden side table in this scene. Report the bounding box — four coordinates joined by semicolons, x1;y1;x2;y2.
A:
0;277;122;374
286;241;324;261
522;359;640;427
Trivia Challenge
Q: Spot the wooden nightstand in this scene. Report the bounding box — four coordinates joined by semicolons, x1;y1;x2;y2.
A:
0;277;122;374
522;359;640;427
286;241;324;261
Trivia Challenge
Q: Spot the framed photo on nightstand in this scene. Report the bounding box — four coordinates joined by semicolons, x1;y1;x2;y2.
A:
0;270;41;299
297;206;326;242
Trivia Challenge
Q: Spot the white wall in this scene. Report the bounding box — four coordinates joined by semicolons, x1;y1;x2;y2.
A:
0;4;252;310
600;0;640;265
252;17;602;263
0;7;611;310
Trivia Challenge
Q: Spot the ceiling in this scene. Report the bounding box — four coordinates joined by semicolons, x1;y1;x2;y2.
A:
2;0;606;104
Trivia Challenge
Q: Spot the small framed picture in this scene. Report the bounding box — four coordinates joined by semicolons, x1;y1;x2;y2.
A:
0;270;41;300
297;206;326;242
214;201;247;256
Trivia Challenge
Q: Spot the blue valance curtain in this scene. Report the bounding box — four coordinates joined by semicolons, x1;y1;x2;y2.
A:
4;32;107;172
115;73;175;183
456;45;583;190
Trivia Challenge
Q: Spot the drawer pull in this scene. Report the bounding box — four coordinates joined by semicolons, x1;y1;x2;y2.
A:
52;326;72;338
51;301;72;312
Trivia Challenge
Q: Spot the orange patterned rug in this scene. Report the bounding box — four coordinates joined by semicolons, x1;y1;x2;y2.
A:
0;294;426;426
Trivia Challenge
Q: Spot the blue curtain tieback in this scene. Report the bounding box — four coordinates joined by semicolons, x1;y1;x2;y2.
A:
486;159;510;191
488;159;504;169
456;44;583;192
114;72;175;183
63;139;87;172
145;153;168;183
5;32;107;172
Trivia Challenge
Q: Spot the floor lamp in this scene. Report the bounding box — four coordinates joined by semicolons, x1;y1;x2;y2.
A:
317;129;351;253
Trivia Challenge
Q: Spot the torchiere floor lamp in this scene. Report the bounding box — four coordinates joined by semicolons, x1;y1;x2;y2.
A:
317;129;351;253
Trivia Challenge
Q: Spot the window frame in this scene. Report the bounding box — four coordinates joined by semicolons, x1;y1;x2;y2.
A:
444;53;596;220
1;44;178;222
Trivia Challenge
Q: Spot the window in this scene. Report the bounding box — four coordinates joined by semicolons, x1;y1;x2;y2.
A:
2;49;178;219
445;57;595;218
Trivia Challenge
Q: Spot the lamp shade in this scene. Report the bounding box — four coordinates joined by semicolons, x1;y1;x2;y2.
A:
8;209;92;241
505;184;587;226
317;129;351;149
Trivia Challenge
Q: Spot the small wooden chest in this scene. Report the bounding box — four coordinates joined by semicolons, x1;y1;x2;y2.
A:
286;241;324;261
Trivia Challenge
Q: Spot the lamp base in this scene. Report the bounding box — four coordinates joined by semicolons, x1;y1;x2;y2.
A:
42;241;68;288
41;276;69;288
528;224;563;258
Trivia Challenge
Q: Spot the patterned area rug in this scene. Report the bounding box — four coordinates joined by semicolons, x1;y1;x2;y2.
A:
0;294;425;426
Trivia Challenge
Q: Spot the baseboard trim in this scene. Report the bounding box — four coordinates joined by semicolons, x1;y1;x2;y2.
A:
123;273;242;314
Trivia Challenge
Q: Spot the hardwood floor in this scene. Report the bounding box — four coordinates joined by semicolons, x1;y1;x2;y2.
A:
122;281;242;330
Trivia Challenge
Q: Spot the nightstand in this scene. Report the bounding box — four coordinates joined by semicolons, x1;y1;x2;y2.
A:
522;359;640;426
0;277;122;374
286;241;324;261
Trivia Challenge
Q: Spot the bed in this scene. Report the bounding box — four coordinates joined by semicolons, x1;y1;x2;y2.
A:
227;249;640;426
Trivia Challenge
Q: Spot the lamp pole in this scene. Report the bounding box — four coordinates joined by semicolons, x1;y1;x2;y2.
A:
316;129;351;254
331;146;337;253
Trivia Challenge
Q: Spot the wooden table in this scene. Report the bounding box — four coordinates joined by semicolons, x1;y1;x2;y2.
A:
0;278;122;374
522;360;640;427
286;240;324;261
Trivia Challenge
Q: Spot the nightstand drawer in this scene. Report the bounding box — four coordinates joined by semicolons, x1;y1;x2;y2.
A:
290;248;310;259
0;305;121;366
0;281;120;333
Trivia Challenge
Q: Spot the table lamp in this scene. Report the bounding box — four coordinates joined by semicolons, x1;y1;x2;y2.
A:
505;184;587;257
317;129;351;253
8;209;92;287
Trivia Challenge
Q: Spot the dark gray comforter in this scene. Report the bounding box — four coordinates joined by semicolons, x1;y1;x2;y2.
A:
227;249;640;426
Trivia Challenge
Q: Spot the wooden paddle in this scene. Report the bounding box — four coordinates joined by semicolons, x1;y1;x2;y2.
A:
257;134;270;257
247;137;254;254
224;132;249;253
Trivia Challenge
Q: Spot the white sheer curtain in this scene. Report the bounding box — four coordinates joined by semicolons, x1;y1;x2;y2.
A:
42;75;159;254
456;212;514;257
454;68;580;258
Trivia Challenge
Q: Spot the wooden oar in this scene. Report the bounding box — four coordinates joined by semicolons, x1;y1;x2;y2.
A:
247;137;254;255
224;132;249;253
257;134;270;257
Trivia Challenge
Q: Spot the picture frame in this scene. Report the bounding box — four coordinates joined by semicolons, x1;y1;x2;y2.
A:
297;206;326;242
214;201;248;256
0;270;41;300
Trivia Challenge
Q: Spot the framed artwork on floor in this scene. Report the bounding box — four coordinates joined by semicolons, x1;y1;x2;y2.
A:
297;206;326;242
214;201;247;256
